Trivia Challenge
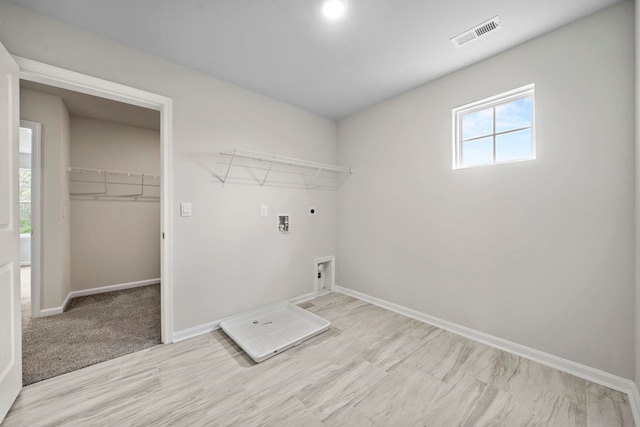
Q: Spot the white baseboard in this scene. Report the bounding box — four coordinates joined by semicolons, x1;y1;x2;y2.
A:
630;382;640;427
336;285;640;420
172;292;316;343
38;278;160;317
61;292;72;312
287;292;317;305
38;292;72;317
38;305;63;317
69;278;160;299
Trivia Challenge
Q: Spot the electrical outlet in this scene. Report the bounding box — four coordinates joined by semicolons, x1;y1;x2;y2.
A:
260;205;268;216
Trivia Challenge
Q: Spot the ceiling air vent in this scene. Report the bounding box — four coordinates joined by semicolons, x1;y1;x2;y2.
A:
450;16;502;49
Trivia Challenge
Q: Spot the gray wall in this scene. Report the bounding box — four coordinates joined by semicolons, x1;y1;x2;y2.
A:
0;1;338;332
70;116;160;291
337;1;635;378
20;88;71;310
635;0;640;385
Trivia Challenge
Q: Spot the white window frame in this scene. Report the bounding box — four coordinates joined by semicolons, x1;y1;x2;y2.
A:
452;84;535;169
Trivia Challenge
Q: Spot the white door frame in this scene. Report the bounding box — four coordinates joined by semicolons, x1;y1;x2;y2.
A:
19;120;41;318
15;56;174;343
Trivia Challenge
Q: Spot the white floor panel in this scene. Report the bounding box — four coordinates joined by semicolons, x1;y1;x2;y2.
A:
220;302;330;362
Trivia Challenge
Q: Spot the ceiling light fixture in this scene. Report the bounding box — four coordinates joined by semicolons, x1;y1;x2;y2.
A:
322;0;346;19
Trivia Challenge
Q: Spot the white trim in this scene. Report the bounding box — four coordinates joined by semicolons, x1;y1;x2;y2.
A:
314;255;335;295
15;57;174;343
172;292;316;343
287;292;316;305
635;1;640;426
15;57;168;110
38;279;160;317
336;286;637;396
453;83;535;113
38;292;71;317
68;278;160;299
61;292;72;312
38;307;63;317
630;382;640;426
160;99;173;344
171;322;219;344
19;120;41;318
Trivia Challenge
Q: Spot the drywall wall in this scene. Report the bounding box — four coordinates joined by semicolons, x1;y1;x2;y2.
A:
337;1;635;378
0;1;337;331
635;0;640;384
20;88;71;310
70;116;160;291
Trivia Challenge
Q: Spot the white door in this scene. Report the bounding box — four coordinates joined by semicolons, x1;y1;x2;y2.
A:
0;41;21;422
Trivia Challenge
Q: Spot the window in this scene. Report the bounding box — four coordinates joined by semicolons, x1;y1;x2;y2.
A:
19;169;31;235
453;84;535;169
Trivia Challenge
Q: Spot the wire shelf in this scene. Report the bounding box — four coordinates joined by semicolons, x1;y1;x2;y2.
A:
213;148;353;191
67;167;160;200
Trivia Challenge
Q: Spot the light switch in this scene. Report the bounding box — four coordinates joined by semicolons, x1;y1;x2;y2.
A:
180;202;192;217
260;205;268;217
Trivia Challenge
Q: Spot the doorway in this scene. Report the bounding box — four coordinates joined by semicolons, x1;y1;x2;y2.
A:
16;56;173;344
19;79;165;385
13;58;173;387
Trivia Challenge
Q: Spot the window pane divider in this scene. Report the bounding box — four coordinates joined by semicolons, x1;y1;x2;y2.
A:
492;106;496;162
462;126;531;144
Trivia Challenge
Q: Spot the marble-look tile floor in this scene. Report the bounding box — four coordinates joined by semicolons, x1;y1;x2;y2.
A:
3;292;635;426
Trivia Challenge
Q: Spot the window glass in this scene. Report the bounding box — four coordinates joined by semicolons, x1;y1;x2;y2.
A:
495;97;531;133
19;169;31;235
495;129;532;162
462;137;493;167
462;107;493;140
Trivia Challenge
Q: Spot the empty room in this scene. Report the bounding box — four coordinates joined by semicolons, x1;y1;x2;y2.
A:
0;0;639;426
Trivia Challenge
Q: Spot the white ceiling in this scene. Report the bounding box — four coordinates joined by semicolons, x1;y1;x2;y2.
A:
7;0;622;120
21;80;160;131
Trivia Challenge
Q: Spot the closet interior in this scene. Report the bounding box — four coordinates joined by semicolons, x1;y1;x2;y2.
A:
19;80;162;384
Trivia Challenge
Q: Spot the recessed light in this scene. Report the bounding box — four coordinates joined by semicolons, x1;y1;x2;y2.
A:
322;0;346;19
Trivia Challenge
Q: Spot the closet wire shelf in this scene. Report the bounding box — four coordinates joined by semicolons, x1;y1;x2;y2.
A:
214;148;353;191
67;167;160;200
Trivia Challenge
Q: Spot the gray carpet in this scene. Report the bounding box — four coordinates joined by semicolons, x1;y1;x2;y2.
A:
22;284;161;386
